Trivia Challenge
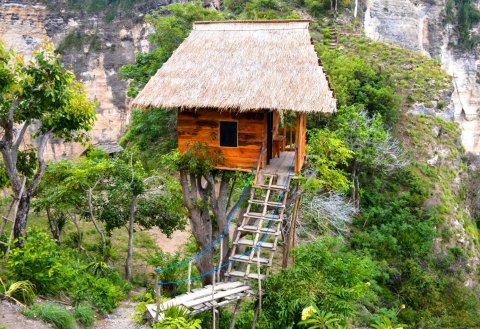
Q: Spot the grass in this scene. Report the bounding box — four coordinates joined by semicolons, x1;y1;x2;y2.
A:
23;302;75;329
74;303;95;328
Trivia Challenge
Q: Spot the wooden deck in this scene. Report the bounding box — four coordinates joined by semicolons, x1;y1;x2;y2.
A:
260;151;296;186
264;151;295;176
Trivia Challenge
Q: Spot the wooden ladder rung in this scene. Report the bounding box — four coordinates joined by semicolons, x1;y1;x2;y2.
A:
225;271;266;280
237;225;281;236
229;254;270;265
252;184;287;191
244;212;281;220
248;200;285;208
235;238;275;250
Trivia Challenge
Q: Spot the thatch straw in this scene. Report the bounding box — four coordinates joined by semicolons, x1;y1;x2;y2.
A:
133;20;336;113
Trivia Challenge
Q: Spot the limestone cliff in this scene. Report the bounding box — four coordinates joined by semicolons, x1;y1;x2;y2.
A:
0;0;157;159
363;0;480;154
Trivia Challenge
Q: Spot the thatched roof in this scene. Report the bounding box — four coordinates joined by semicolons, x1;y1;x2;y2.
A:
133;20;336;113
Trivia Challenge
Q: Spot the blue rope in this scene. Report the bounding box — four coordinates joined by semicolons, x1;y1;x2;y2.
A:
155;146;264;274
157;148;297;286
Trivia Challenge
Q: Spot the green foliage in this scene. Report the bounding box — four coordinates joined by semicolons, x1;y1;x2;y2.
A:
119;108;177;169
74;303;95;328
120;2;223;97
86;261;112;277
0;41;97;142
261;237;379;328
304;129;352;193
57;30;102;54
317;46;400;125
370;316;405;329
445;0;480;50
27;302;75;329
5;227;128;313
320;36;450;106
6;228;61;295
131;292;154;324
0;277;36;306
234;0;300;19
153;317;202;329
162;142;224;174
352;168;434;259
146;251;190;296
298;305;345;329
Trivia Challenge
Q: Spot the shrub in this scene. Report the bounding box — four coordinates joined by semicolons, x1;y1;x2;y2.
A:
74;303;95;328
6;228;61;295
262;237;379;328
6;227;128;313
152;317;202;329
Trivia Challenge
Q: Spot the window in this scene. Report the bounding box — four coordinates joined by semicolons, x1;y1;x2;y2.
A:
219;121;238;147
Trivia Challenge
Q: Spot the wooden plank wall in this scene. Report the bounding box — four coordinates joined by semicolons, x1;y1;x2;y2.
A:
177;109;266;171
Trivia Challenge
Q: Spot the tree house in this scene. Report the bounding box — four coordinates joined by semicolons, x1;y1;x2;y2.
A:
132;20;336;174
133;20;337;323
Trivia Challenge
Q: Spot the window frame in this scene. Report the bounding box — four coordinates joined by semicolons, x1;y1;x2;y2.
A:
219;120;238;148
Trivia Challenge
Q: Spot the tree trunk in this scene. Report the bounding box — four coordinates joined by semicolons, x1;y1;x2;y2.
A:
71;215;82;253
87;188;107;249
125;195;137;282
46;207;62;245
13;193;30;246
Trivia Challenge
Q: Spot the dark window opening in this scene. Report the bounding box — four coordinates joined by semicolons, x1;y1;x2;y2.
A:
220;121;238;147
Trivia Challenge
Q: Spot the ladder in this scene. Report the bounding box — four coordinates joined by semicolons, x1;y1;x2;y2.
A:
225;171;292;283
146;169;294;322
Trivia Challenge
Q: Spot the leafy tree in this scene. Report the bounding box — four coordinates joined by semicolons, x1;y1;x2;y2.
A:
333;106;408;209
0;41;96;243
161;143;249;285
303;128;352;193
35;150;185;280
119;108;178;170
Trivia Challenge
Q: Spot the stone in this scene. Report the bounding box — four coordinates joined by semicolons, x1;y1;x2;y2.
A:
0;1;154;160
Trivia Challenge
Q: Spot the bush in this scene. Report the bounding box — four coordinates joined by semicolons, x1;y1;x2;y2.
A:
27;302;75;329
6;227;128;313
6;228;61;295
261;237;379;328
74;303;95;328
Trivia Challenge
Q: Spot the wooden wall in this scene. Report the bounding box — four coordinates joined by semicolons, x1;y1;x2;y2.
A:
177;109;266;171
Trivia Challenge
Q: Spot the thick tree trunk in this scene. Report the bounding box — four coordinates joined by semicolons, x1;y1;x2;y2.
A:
179;170;247;286
125;195;137;282
13;193;30;246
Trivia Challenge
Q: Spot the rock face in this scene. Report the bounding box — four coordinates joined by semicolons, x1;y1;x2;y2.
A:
364;0;480;154
0;0;156;160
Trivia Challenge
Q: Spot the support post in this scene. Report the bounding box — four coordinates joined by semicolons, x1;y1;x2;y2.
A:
212;272;216;329
155;273;161;322
229;299;243;329
282;191;302;268
217;239;223;283
187;260;192;293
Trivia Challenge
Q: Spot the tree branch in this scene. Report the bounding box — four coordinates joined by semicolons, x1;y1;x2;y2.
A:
28;130;53;194
12;121;30;153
